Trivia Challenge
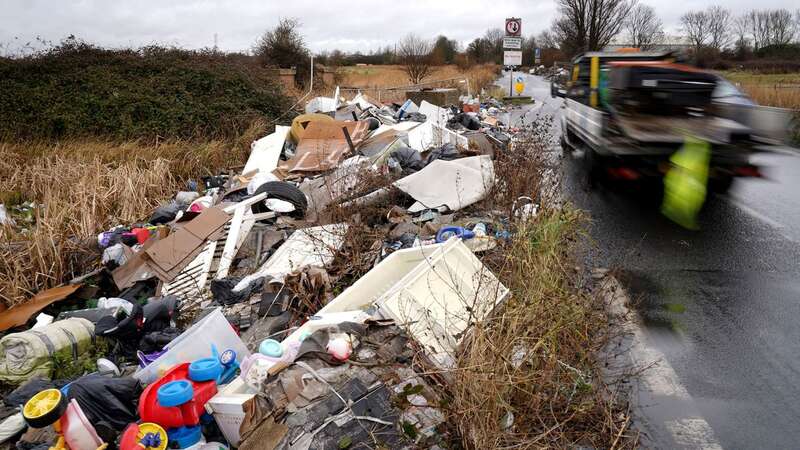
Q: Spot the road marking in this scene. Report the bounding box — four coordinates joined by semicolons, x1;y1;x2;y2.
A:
602;274;724;449
665;418;725;450
719;194;785;230
719;194;798;244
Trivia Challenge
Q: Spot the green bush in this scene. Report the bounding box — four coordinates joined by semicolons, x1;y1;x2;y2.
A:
0;37;292;140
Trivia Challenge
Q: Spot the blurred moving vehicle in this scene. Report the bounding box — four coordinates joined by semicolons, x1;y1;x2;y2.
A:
552;51;796;191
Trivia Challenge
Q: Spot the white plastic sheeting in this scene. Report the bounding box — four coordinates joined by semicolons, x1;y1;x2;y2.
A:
418;100;451;128
394;155;494;213
243;126;290;176
234;223;348;289
407;122;469;152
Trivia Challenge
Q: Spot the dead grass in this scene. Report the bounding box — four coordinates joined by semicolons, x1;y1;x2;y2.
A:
338;64;500;103
738;84;800;109
0;121;267;306
447;127;635;448
721;71;800;109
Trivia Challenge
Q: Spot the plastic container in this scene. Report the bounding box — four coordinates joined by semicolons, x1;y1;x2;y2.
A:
205;378;257;447
62;399;104;450
168;425;204;449
435;226;475;243
134;309;250;384
258;339;283;357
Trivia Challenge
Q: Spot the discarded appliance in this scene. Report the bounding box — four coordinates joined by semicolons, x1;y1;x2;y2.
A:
284;238;509;369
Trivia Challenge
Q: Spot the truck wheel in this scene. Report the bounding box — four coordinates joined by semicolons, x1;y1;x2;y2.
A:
560;135;571;154
710;176;735;193
584;148;602;190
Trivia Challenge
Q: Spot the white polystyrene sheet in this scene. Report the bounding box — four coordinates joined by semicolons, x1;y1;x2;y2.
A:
351;93;377;110
242;126;290;176
242;223;348;285
419;101;451;128
394;155;494;213
305;95;337;114
282;238;508;369
407;122;468;152
371;121;421;138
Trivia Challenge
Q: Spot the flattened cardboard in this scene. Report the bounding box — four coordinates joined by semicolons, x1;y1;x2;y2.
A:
145;206;229;275
281;120;369;173
113;238;158;290
0;284;82;331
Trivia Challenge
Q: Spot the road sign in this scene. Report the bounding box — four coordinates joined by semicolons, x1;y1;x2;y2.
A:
505;18;522;37
503;50;522;66
503;37;522;49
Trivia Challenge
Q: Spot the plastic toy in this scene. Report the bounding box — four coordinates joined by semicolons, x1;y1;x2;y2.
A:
22;388;106;450
138;363;217;431
138;347;239;449
119;422;168;450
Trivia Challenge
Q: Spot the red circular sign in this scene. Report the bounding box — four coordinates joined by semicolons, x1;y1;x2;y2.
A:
505;19;521;36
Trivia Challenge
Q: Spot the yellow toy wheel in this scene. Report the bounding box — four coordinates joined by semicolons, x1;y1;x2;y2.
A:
136;423;167;450
22;389;67;429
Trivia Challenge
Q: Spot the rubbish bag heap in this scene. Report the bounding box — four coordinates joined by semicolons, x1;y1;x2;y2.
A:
0;88;525;450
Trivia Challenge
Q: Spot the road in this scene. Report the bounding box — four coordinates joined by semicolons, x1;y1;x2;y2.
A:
500;71;800;449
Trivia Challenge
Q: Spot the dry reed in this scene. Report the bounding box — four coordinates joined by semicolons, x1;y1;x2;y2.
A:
0;120;267;306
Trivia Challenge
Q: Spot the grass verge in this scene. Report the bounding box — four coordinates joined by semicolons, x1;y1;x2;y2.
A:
338;64;500;102
447;125;634;448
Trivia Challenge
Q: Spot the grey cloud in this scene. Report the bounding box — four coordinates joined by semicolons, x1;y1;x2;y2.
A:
0;0;796;54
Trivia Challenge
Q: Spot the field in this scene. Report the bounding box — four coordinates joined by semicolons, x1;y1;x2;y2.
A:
337;64;500;102
722;71;800;110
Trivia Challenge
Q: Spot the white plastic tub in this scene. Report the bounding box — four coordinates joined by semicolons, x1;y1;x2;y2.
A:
134;308;250;384
283;238;509;369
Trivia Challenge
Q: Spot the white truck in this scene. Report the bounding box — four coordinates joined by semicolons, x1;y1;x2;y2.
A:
553;51;796;191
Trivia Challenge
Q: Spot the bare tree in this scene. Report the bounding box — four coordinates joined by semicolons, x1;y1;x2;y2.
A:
550;0;634;56
681;10;711;53
707;6;732;50
537;30;559;49
746;10;770;50
767;9;795;46
733;15;751;50
397;34;433;85
253;18;308;68
625;4;665;50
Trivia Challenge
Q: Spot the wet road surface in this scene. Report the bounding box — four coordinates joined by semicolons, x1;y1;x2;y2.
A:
499;71;800;449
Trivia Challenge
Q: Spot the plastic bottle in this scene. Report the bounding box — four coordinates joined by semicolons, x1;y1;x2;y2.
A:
436;226;476;243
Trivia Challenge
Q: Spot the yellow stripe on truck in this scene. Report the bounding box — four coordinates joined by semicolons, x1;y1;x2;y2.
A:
590;56;599;107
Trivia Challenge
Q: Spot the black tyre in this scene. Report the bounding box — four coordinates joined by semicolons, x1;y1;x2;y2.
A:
251;181;308;216
584;148;602;190
560;135;571;154
709;176;735;193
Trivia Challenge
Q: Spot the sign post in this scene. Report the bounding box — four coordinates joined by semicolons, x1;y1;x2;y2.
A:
504;18;523;97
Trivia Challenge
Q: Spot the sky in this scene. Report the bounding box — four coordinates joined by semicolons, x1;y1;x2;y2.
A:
1;0;797;55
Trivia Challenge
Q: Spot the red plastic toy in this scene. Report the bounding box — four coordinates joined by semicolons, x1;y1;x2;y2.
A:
138;363;218;429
